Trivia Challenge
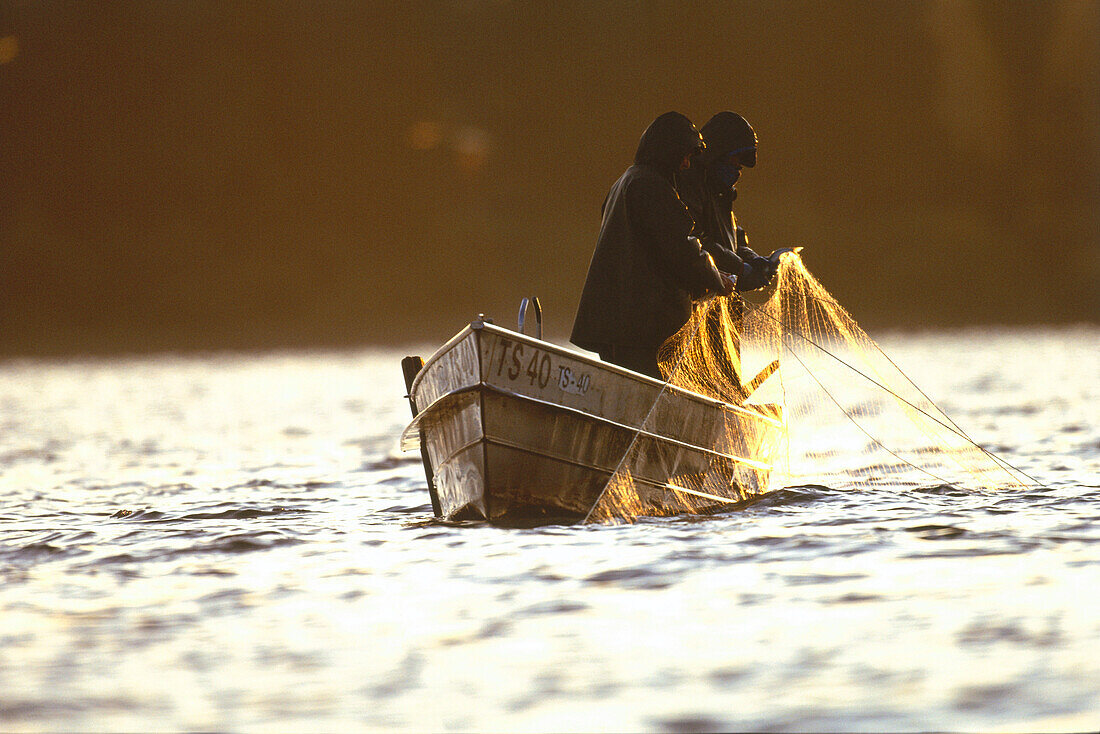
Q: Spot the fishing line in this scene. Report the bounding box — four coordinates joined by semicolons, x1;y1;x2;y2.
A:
794;288;976;441
735;288;1043;488
742;292;1038;486
781;334;962;488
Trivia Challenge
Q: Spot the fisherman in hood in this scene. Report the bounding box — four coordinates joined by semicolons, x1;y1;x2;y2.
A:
676;111;775;292
674;111;776;400
571;112;734;379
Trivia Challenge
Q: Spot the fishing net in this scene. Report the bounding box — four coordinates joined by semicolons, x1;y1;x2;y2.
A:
585;253;1033;524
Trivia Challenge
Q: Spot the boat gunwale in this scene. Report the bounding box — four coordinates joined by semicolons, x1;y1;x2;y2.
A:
407;322;478;397
407;320;783;424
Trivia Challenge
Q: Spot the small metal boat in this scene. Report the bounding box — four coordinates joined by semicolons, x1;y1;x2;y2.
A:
400;300;785;524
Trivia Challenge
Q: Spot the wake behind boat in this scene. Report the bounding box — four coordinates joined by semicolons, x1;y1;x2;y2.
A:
400;304;784;524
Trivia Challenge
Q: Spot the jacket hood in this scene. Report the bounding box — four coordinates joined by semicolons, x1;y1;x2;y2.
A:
699;111;757;167
633;112;704;178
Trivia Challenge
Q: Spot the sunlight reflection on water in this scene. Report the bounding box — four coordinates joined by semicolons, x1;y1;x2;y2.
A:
1;327;1098;731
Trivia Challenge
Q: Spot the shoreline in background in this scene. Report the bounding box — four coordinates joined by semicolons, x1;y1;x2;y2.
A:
2;321;1097;362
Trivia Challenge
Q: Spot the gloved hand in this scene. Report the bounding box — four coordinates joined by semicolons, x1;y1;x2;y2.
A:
735;228;764;263
689;246;727;298
735;259;773;291
749;255;778;279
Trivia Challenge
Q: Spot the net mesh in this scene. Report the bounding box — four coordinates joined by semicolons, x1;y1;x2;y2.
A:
585;253;1032;524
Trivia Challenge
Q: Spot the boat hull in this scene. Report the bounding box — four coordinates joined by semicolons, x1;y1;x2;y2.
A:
402;321;784;523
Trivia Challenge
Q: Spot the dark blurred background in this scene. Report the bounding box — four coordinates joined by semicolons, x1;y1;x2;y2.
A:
2;1;1097;356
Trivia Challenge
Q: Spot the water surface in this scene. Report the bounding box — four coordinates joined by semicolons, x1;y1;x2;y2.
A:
1;327;1098;731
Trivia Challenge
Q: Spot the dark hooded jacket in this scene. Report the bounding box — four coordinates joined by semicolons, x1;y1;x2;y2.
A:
676;112;760;276
571;113;723;354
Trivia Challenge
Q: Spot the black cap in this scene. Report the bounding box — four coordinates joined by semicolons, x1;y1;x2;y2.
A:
700;112;757;167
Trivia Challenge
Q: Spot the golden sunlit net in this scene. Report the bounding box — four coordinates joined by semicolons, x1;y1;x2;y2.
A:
585;253;1034;524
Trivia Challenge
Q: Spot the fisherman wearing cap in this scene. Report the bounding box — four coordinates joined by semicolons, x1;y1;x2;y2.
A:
676;111;776;293
571;112;734;379
675;112;777;400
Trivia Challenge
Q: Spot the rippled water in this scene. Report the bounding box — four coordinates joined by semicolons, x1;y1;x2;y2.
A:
2;327;1098;731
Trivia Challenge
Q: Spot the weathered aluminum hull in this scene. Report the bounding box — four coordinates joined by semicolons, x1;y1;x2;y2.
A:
402;321;784;523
